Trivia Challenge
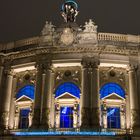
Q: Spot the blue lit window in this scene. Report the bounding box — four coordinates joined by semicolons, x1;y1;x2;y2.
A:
19;108;30;129
55;82;80;98
107;107;120;129
60;106;73;128
16;85;35;100
100;83;125;99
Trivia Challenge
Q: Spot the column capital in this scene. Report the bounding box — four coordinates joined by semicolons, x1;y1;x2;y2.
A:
128;64;138;72
81;57;100;69
4;68;14;76
36;61;52;70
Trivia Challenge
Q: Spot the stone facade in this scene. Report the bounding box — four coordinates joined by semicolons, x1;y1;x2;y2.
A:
0;2;140;139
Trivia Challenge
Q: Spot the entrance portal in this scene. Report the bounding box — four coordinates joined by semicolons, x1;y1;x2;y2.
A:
60;106;73;128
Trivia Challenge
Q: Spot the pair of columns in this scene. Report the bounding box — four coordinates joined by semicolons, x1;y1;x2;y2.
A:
32;62;54;129
81;57;100;129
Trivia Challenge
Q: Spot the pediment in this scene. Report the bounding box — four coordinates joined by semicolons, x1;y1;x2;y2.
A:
56;92;77;99
16;95;33;102
103;93;124;100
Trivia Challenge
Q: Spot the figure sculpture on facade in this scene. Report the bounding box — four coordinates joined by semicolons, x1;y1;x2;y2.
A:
41;21;55;35
61;0;79;23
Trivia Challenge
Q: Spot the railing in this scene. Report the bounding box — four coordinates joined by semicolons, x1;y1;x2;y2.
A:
98;32;140;44
98;33;127;42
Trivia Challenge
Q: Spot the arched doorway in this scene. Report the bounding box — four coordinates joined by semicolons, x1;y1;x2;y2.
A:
55;82;80;129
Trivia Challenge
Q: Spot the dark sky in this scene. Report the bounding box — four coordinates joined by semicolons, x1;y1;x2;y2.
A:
0;0;140;42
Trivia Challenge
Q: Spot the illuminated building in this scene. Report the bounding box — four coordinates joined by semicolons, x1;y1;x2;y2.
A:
0;0;140;139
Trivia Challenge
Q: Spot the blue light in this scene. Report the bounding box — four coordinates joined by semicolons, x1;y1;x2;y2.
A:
107;107;120;129
61;0;78;11
60;107;73;128
12;131;116;136
55;82;80;98
16;85;35;99
100;83;125;99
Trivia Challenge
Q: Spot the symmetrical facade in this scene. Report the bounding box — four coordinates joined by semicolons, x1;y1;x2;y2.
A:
0;1;140;140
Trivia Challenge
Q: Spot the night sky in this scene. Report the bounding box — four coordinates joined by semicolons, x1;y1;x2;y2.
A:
0;0;140;42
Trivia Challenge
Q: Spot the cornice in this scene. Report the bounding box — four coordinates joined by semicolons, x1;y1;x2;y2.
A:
3;45;138;60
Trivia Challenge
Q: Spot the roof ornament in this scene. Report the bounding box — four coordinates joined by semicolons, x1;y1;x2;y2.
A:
61;0;79;23
83;19;97;33
41;21;55;36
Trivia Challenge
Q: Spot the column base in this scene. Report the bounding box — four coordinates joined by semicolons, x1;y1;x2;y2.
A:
90;108;100;129
81;107;91;129
31;109;41;129
40;108;50;130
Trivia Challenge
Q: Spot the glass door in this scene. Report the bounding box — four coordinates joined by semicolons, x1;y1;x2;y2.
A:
60;106;73;128
107;107;120;129
19;108;30;129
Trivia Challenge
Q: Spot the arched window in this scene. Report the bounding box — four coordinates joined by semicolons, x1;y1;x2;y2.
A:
16;85;35;129
100;83;125;99
100;83;125;129
16;85;35;99
55;82;80;98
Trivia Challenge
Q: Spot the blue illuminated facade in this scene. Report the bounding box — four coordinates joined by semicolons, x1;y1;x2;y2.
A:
16;85;35;99
19;108;30;129
107;107;121;129
60;107;73;128
55;82;80;98
100;83;125;99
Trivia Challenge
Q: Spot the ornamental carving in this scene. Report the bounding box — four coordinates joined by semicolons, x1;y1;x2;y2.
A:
41;21;55;36
82;57;99;69
55;69;81;86
100;67;126;87
60;28;74;45
78;19;98;44
16;70;36;91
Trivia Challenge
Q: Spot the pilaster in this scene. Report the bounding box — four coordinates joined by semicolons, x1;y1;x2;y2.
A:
8;76;17;129
81;59;90;129
90;59;100;129
40;62;52;129
128;64;140;133
32;63;45;128
0;68;14;130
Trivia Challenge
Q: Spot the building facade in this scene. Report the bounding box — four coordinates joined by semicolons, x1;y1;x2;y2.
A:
0;1;140;140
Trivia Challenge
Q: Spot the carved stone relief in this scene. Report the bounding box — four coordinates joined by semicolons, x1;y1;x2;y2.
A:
100;67;126;88
54;67;81;87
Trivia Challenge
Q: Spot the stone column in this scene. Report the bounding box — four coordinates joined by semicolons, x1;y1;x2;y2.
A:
8;76;17;129
128;65;140;130
125;70;131;130
90;60;100;129
0;65;4;127
0;69;14;129
81;59;90;129
40;63;52;129
50;71;55;128
0;65;4;87
32;63;44;128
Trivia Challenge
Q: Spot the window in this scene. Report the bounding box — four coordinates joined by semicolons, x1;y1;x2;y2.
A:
107;107;121;129
60;107;73;128
100;83;125;99
55;82;80;98
19;108;30;129
16;85;35;99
